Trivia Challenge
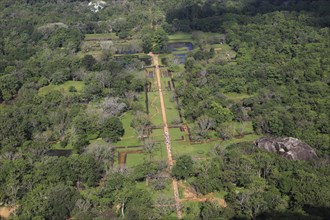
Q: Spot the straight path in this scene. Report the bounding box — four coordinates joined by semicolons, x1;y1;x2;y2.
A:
149;53;182;218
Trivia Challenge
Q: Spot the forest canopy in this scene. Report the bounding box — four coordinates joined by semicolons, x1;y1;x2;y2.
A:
0;0;329;219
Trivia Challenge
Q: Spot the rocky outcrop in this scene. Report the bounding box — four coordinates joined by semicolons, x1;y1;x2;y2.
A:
88;1;106;13
255;137;318;161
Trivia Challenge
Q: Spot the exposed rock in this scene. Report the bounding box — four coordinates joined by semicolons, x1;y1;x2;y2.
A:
88;1;106;13
255;137;318;161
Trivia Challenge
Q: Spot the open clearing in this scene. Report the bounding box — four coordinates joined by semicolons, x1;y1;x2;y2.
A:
168;32;193;43
38;81;85;96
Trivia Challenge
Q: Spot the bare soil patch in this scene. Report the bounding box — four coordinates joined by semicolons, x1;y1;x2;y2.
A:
0;206;17;219
178;181;227;207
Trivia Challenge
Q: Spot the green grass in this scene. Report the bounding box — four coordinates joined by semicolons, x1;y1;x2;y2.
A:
232;121;254;135
119;141;168;168
181;201;200;218
126;153;146;167
224;92;254;102
148;92;163;126
38;81;85;96
85;33;118;40
89;139;144;169
172;141;216;158
134;70;146;80
0;73;7;78
209;43;231;50
159;76;182;125
222;134;261;146
163;92;181;125
150;129;165;142
82;34;145;58
214;191;227;199
135;178;174;201
169;128;185;141
168;32;193;43
114;112;142;147
153;143;168;162
171;134;261;158
160;180;175;198
89;138;106;146
172;50;189;55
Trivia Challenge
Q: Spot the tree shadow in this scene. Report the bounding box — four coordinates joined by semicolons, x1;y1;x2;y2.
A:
255;206;330;220
165;0;330;31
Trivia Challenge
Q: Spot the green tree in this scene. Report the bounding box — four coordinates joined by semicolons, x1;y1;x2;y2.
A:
199;202;223;220
19;184;80;220
143;139;158;161
131;111;151;140
82;55;96;71
84;142;115;174
208;102;233;125
172;155;194;180
100;117;124;143
0;74;22;101
152;28;168;53
142;34;153;53
141;28;168;53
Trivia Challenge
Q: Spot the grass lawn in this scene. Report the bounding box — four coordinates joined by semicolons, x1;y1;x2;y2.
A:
135;179;174;201
168;32;192;43
221;134;261;148
232;121;254;135
150;129;164;142
148;92;163;126
224;92;254;102
181;201;200;217
160;180;175;198
172;141;216;158
134;70;146;80
153;143;168;162
38;81;85;96
163;91;181;125
169;128;185;141
214;191;227;199
207;43;232;50
171;133;261;158
160;76;170;88
89;138;106;146
125;153;146;168
114;111;141;147
159;76;182;125
85;33;118;40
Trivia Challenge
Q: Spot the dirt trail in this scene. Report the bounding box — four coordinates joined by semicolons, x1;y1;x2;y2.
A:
149;53;182;219
177;181;227;207
150;96;160;118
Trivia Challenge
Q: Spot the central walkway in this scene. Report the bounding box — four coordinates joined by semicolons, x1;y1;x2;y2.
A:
149;53;182;218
